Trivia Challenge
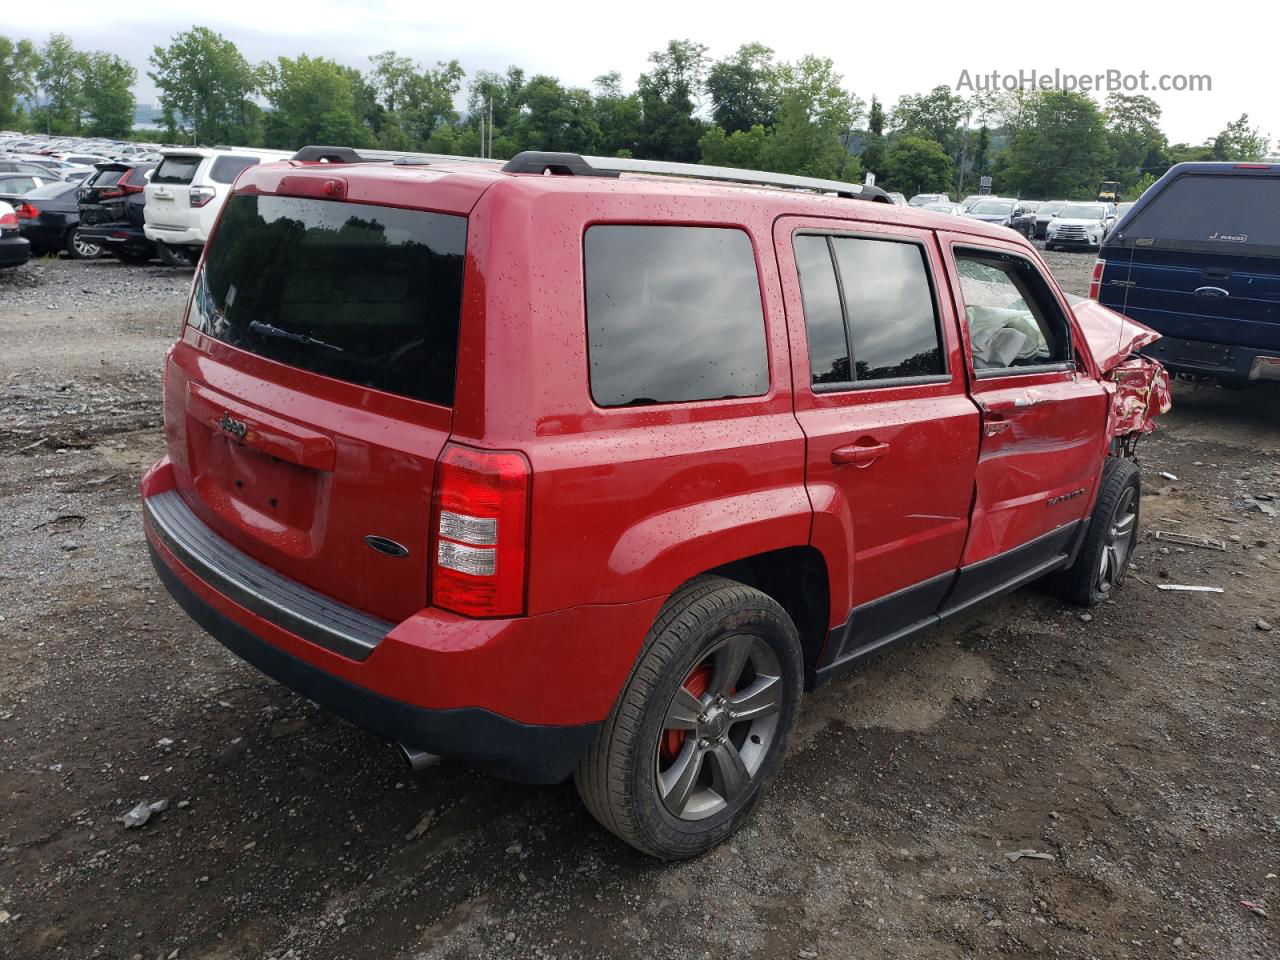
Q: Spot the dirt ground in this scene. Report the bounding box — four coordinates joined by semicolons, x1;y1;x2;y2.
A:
0;251;1277;960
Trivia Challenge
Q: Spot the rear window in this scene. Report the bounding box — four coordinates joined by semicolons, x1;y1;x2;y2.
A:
190;194;466;407
88;168;126;188
210;156;259;184
1120;174;1280;254
25;180;79;200
153;155;202;185
584;225;769;407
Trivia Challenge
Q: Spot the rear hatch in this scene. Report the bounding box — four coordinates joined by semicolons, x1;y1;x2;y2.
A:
145;153;204;231
78;164;146;225
1099;168;1280;351
163;185;469;623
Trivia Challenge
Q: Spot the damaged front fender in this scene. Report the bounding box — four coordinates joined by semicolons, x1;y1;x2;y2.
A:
1069;295;1172;437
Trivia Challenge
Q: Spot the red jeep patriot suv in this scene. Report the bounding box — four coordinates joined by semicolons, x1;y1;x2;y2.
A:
142;147;1170;859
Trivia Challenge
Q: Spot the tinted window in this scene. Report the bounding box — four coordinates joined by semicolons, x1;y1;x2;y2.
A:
153;155;201;184
88;168;126;188
793;235;850;384
832;238;943;381
584;226;768;407
1122;174;1280;250
210;156;260;184
191;194;467;407
954;250;1069;371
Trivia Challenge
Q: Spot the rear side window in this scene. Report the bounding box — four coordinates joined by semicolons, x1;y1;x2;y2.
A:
191;194;467;407
793;234;944;387
210;156;259;184
88;168;126;188
153;155;201;184
1121;174;1280;253
584;225;768;407
953;250;1070;372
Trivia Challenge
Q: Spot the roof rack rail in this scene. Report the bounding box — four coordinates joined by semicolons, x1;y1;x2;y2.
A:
291;145;497;165
501;150;891;202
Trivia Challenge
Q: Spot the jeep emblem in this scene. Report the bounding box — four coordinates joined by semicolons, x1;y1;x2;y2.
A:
219;412;248;440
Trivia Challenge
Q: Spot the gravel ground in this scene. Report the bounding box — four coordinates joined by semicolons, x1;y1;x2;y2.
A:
0;250;1277;960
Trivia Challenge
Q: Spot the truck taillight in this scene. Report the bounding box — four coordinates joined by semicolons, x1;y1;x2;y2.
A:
189;186;216;207
431;443;530;618
1088;259;1105;300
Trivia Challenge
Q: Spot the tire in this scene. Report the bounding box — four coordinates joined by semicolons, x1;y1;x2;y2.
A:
156;241;198;267
1051;457;1141;606
575;575;803;860
65;228;103;260
1045;243;1056;251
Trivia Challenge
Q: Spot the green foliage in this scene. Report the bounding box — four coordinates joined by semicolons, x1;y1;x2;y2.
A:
369;51;464;147
890;85;966;156
149;27;263;144
698;123;768;169
0;36;38;128
706;43;780;134
994;91;1112;198
860;96;886;175
592;72;642;156
263;55;371;150
33;34;83;134
636;39;708;162
1106;94;1166;193
1210;113;1269;161
81;52;136;138
883;136;953;194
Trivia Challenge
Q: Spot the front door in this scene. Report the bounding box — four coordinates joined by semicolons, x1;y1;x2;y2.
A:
775;218;980;668
937;235;1109;610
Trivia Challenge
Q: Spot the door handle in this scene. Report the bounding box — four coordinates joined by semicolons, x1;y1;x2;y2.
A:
1194;286;1229;299
984;417;1012;437
832;441;890;466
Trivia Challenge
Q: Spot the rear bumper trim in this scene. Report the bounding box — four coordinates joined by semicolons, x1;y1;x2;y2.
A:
143;490;390;661
1142;334;1280;380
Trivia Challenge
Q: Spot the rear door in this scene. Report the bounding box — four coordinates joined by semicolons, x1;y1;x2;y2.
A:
164;188;469;623
937;234;1108;602
1099;170;1280;352
78;165;132;224
776;217;980;662
146;153;203;230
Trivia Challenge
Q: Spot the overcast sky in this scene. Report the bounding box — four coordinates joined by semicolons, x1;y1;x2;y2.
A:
5;1;1272;146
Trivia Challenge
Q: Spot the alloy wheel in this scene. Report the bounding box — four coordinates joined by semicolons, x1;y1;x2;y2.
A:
1097;486;1137;593
655;634;782;821
72;231;102;259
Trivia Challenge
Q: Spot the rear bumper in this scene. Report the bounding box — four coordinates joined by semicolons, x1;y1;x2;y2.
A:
143;223;204;246
80;222;151;250
1142;334;1280;381
141;459;661;783
0;235;30;267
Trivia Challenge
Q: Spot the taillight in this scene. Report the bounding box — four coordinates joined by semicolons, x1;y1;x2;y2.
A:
189;186;216;207
0;211;18;231
431;443;531;618
1088;259;1105;300
14;203;38;219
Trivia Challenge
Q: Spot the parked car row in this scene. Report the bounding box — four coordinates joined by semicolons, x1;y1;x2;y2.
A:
902;190;1124;252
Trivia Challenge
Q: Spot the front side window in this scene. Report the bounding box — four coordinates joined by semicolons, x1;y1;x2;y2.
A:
794;234;944;387
584;225;769;407
954;250;1070;372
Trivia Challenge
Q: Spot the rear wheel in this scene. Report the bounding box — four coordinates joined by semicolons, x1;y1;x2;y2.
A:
1051;457;1141;606
65;228;102;260
575;576;803;860
156;240;198;267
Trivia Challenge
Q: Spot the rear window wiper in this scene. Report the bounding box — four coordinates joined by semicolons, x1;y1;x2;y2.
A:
248;320;344;353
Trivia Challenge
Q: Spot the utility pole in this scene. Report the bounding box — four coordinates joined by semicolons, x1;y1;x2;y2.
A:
488;98;494;158
955;108;971;201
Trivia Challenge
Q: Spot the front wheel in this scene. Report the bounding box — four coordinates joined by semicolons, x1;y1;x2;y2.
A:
575;576;803;860
1051;457;1141;606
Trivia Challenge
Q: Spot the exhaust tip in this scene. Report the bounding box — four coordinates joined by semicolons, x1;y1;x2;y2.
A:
397;743;442;773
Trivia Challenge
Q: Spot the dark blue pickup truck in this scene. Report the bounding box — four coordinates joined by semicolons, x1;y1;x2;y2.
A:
1093;162;1280;386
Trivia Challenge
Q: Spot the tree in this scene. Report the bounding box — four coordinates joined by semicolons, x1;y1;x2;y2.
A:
81;52;136;138
0;36;38;128
762;90;857;180
994;91;1111;198
1211;113;1268;161
149;27;263;144
593;72;642;156
705;43;780;134
512;75;601;154
971;125;990;179
1105;93;1166;192
636;39;708;162
699;123;769;169
883;135;953;194
466;66;525;154
368;51;464;148
33;34;83;134
262;55;370;150
890;85;966;156
860;96;886;177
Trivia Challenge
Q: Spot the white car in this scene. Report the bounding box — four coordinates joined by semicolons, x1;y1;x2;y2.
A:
143;146;294;265
1044;202;1118;252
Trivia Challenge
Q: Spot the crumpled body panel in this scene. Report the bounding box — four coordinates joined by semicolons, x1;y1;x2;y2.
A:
1108;355;1172;436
